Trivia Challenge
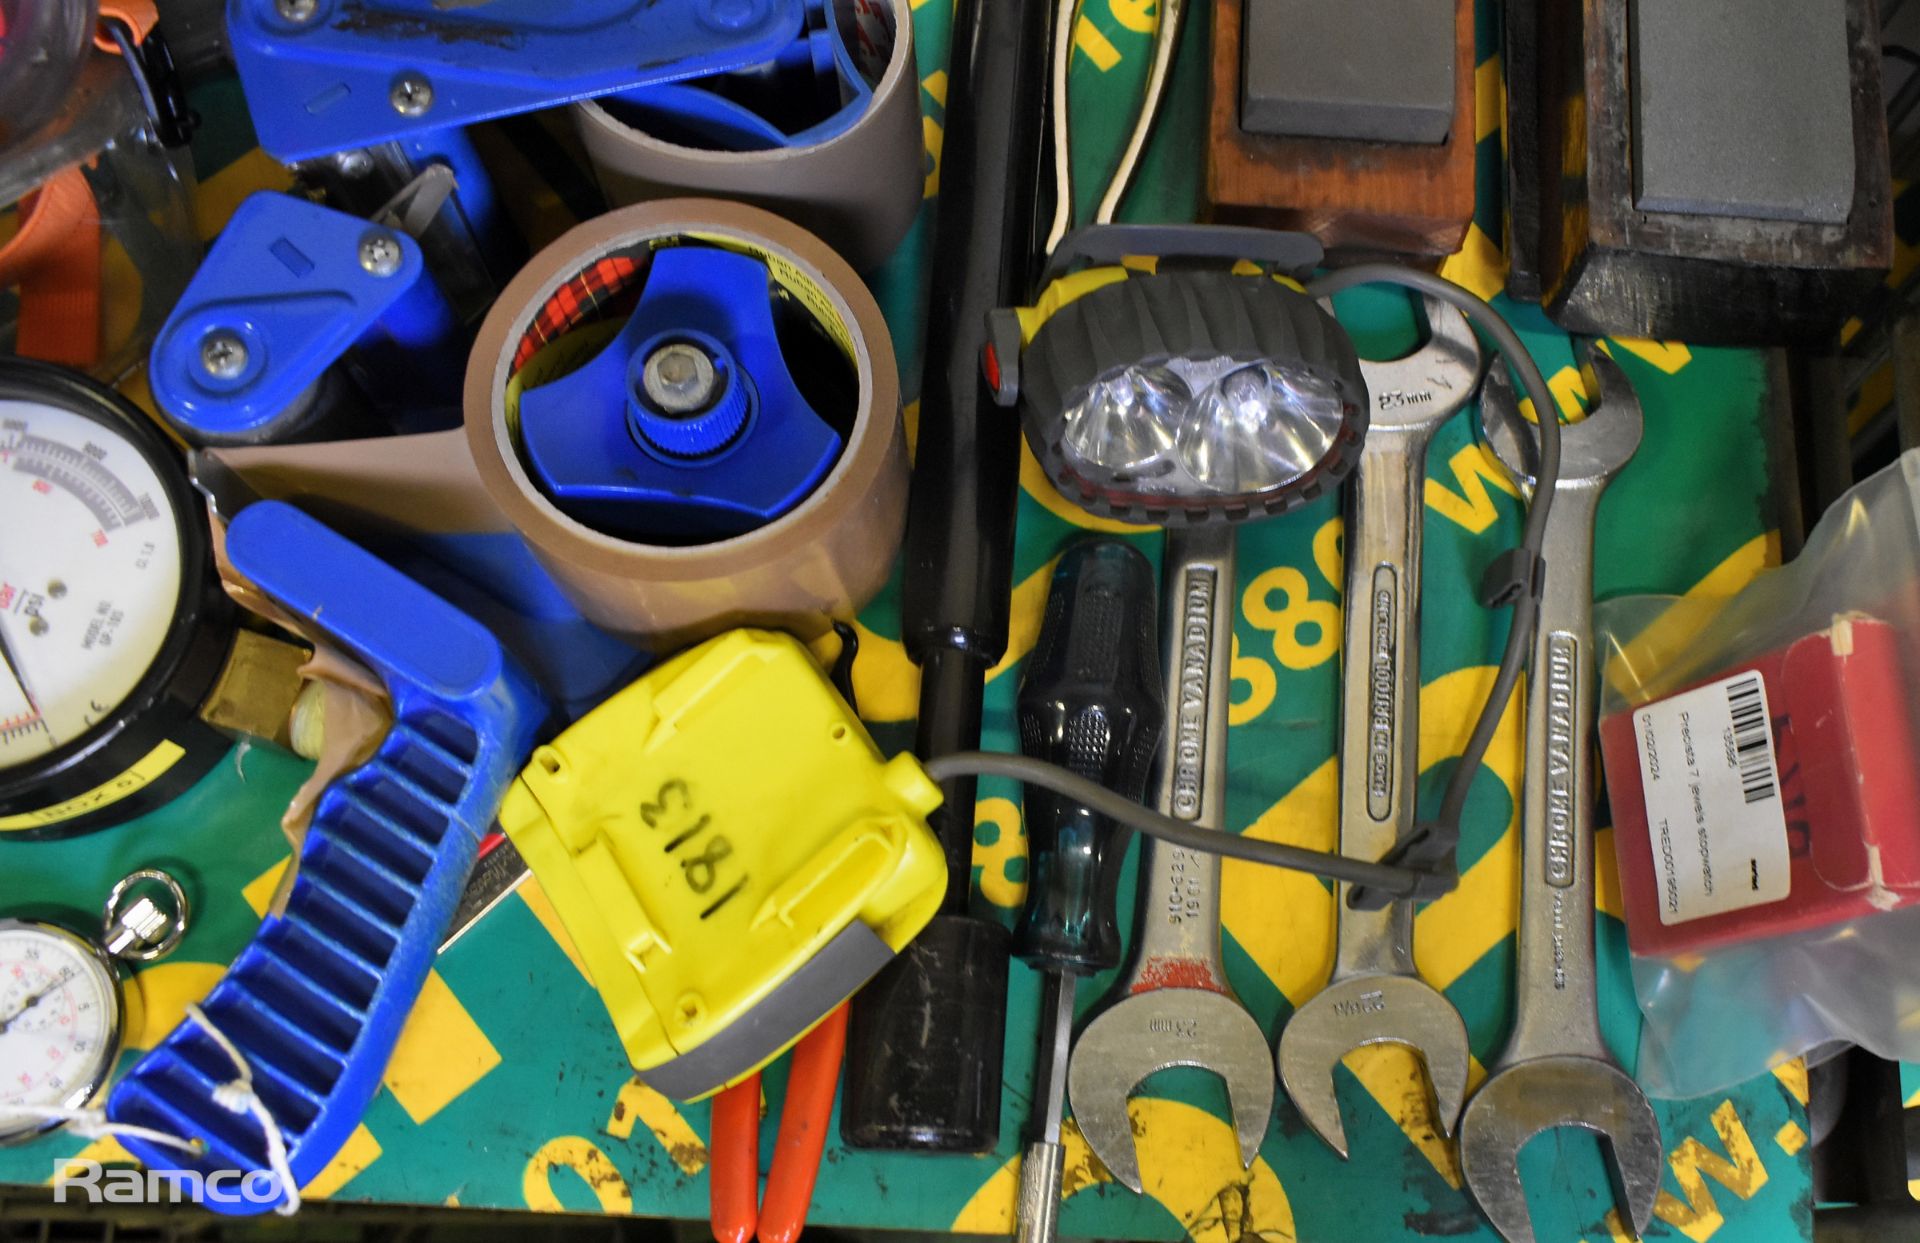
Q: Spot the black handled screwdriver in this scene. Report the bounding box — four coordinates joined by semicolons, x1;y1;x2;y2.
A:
1012;540;1164;1243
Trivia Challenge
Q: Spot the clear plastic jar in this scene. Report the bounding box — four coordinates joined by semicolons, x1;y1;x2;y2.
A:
0;0;199;381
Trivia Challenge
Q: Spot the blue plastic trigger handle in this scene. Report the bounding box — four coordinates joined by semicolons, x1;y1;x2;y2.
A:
106;501;548;1215
228;0;806;162
605;0;875;151
519;246;844;543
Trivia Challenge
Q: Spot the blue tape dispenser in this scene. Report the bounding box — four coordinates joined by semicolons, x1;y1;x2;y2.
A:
149;193;465;447
105;501;548;1213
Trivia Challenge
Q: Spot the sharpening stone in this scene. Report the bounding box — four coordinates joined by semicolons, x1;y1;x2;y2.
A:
1630;0;1855;224
1239;0;1455;144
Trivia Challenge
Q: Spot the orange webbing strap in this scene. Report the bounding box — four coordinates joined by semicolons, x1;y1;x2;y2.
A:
0;166;103;368
94;0;160;51
0;1;157;368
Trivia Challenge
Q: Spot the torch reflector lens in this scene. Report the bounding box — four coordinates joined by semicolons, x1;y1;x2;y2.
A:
1057;356;1347;498
1018;267;1367;523
1061;365;1187;473
1178;362;1346;493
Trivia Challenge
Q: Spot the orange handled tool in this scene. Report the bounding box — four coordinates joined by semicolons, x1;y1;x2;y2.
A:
708;1075;761;1243
709;1002;849;1243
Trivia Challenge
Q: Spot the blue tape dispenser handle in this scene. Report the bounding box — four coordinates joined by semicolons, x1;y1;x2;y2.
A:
228;0;807;161
106;501;548;1215
149;193;464;447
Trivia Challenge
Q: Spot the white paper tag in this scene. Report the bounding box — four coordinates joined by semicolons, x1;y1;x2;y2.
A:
1633;671;1791;924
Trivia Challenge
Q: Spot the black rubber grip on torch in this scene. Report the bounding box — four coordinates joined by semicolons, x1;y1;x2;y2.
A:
1015;540;1164;975
840;0;1054;1152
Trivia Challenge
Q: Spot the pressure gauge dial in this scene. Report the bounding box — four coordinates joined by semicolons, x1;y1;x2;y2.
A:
0;358;236;838
0;870;189;1145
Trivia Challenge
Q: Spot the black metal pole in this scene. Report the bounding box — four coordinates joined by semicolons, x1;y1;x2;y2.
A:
840;0;1053;1152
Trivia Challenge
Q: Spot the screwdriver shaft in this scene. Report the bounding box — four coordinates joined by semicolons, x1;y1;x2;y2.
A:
1034;971;1076;1142
1014;971;1076;1243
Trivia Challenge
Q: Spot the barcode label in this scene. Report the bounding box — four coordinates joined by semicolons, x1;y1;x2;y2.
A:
1634;671;1789;924
1725;675;1777;804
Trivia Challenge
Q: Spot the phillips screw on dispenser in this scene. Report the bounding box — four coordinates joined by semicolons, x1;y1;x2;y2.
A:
357;230;404;277
198;331;249;380
389;74;434;117
1011;540;1165;1243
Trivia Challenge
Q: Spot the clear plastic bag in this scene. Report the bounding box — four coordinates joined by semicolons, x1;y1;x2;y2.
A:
1594;449;1920;1098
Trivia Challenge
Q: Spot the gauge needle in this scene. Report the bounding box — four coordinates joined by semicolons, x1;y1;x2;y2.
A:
0;985;55;1035
0;607;44;724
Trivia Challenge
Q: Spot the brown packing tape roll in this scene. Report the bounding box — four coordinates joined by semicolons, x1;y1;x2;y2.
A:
464;198;908;648
571;0;922;273
212;429;511;535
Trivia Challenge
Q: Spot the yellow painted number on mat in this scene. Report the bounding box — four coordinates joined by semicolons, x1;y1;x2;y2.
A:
522;1136;632;1213
1312;516;1344;598
1241;518;1343;673
1227;518;1344;724
974;796;1026;911
1228;633;1276;726
1243;571;1339;669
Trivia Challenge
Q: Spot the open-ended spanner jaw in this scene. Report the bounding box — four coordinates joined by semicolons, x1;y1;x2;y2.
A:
1278;298;1481;1158
1458;355;1662;1243
1066;523;1275;1195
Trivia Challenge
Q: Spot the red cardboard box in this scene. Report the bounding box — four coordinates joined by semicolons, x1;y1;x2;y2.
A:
1599;615;1920;956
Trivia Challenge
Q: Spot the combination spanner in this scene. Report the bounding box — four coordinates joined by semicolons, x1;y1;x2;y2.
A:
1066;523;1276;1194
1458;354;1662;1243
1277;297;1481;1158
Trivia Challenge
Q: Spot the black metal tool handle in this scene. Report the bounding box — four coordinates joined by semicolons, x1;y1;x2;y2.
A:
1014;540;1163;975
841;0;1055;1152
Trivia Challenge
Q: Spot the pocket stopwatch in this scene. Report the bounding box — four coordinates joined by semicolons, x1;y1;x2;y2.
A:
0;869;189;1145
0;357;239;837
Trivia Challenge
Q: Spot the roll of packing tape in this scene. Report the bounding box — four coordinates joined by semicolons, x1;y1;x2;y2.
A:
571;0;922;273
464;198;908;647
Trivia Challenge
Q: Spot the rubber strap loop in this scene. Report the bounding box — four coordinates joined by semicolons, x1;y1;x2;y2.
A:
1347;823;1460;911
1480;547;1546;609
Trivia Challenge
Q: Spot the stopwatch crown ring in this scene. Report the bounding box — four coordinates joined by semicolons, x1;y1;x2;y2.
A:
102;869;190;962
